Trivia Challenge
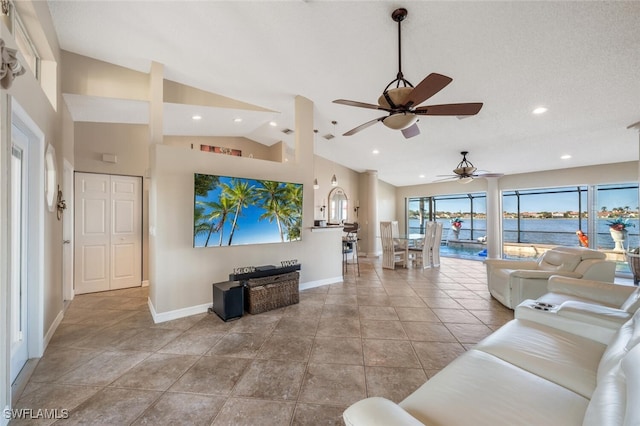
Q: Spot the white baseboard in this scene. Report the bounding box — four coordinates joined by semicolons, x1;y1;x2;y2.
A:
148;298;210;324
141;280;149;287
147;277;341;324
299;276;343;290
43;310;64;351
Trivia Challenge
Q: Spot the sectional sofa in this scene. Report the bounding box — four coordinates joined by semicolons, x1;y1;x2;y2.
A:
343;279;640;425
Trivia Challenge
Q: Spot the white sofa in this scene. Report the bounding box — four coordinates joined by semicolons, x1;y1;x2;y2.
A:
485;246;616;308
343;308;640;425
516;275;640;344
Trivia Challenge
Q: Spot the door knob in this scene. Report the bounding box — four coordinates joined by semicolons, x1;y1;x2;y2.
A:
63;240;70;244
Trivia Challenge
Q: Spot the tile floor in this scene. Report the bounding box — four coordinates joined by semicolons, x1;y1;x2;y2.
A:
14;257;514;425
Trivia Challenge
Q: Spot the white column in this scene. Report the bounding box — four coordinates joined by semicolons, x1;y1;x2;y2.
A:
365;170;379;257
485;176;502;259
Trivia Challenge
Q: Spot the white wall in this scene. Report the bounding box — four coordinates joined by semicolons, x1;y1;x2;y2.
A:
148;144;344;318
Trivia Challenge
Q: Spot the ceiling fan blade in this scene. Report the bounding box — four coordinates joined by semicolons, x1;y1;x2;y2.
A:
401;123;420;139
475;172;504;178
333;99;386;111
403;73;453;108
415;103;483;116
343;117;386;136
432;176;458;182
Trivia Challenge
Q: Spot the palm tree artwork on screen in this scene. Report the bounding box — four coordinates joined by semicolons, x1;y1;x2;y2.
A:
193;173;303;247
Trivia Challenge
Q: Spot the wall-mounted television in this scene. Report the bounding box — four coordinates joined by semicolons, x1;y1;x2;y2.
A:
194;173;303;247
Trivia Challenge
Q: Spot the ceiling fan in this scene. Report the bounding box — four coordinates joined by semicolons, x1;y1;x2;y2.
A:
436;151;503;184
333;8;483;139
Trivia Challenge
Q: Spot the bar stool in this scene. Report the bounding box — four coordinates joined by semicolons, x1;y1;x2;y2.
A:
342;222;360;276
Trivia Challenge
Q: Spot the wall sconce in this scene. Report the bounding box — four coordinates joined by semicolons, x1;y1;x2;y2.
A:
354;200;360;218
313;178;319;190
56;185;67;221
319;205;326;218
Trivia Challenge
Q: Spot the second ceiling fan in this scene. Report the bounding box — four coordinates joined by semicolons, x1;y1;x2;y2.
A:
334;8;483;139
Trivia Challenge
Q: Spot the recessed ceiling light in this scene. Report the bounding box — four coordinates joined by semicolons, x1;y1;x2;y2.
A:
192;115;202;120
372;149;380;154
233;117;243;123
532;107;548;115
561;154;572;160
419;174;425;178
269;121;277;127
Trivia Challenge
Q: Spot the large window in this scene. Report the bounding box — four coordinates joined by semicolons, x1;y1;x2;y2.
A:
594;183;639;251
502;186;588;246
408;192;487;241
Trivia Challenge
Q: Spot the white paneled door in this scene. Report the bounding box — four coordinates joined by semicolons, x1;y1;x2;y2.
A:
74;173;142;294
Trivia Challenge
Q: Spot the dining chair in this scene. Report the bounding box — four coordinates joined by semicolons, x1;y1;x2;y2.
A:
408;221;435;269
432;222;443;267
380;221;407;269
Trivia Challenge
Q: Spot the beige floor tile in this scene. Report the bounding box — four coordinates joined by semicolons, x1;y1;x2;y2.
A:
55;350;151;386
401;322;458;342
445;323;494;344
63;387;161;425
292;403;346;426
28;347;102;383
256;334;314;362
157;328;226;356
321;304;359;318
412;341;467;370
133;392;226;426
310;337;363;365
358;306;399;321
206;333;267;358
360;320;408;340
421;297;463;309
109;353;199;391
362;339;421;368
431;308;484;324
169;357;251;396
115;328;184;352
394;307;440;322
212;397;295;426
316;316;361;338
365;366;427;402
13;384;101;426
273;315;320;336
357;295;392;308
388;296;427;307
299;363;366;406
233;359;306;400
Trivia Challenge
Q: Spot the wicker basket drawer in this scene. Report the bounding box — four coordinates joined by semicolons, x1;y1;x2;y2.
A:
244;271;300;314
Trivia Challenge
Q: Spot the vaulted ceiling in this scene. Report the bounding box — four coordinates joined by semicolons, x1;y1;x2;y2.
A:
48;1;640;186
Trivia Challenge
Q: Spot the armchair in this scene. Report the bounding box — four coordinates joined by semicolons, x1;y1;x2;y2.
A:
485;246;616;308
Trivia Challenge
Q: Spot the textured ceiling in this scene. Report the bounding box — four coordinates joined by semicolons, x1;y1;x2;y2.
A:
49;1;640;186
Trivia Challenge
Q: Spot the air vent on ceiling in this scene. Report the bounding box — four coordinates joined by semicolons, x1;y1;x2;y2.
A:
281;128;294;135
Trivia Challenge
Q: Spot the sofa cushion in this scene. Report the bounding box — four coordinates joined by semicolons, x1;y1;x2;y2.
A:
538;250;581;272
598;309;640;380
620;287;640;313
582;365;627;426
474;319;605;398
621;343;640;426
399;349;589;426
553;246;607;260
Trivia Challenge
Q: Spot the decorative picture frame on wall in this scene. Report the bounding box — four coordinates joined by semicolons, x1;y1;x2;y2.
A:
200;144;242;156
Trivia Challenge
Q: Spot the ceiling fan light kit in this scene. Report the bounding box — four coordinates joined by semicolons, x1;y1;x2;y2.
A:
333;7;483;139
436;151;504;183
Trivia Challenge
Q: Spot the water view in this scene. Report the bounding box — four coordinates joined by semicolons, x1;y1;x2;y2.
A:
409;218;640;258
